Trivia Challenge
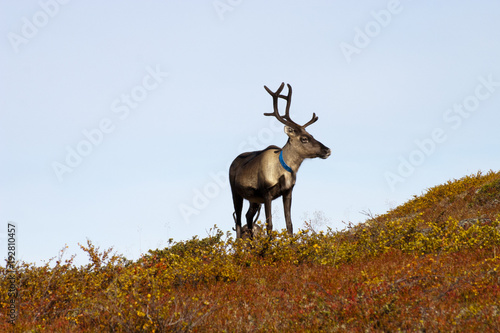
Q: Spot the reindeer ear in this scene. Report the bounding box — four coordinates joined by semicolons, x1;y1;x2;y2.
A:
284;126;297;137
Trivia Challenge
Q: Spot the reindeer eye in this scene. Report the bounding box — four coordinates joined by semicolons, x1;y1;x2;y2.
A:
300;136;309;143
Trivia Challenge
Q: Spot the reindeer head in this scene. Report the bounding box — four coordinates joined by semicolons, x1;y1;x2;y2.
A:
264;83;331;160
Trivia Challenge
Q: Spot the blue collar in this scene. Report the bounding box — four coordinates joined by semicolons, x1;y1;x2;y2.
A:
279;150;293;173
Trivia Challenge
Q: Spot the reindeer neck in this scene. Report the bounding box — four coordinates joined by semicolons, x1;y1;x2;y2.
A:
281;142;304;173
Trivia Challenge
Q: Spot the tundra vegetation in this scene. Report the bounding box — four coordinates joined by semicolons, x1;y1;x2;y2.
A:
2;170;500;332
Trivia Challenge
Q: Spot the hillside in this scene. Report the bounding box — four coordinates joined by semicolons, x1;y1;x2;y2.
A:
2;171;500;332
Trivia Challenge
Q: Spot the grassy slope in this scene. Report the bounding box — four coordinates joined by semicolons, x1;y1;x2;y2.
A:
1;171;500;332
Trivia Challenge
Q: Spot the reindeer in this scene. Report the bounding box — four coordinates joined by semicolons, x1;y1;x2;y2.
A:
229;82;331;239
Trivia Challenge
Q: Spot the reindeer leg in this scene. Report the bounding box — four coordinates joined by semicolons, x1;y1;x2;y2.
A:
246;202;261;238
283;189;293;235
232;192;243;239
264;195;273;236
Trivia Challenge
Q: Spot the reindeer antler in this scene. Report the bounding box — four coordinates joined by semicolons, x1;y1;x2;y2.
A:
301;113;318;128
263;82;318;129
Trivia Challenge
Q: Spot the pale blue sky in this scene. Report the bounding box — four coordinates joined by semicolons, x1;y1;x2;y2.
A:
1;0;500;265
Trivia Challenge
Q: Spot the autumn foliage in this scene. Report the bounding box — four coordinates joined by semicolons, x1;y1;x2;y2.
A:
2;171;500;332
